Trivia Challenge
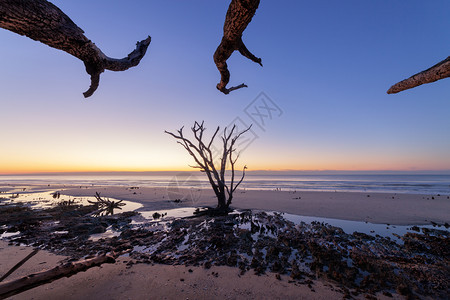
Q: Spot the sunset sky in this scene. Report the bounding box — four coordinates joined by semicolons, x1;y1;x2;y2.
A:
1;1;450;174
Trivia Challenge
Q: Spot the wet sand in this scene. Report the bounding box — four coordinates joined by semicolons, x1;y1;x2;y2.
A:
57;185;450;225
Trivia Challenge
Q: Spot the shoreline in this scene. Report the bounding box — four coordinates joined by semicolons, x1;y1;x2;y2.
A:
62;185;449;225
2;184;449;225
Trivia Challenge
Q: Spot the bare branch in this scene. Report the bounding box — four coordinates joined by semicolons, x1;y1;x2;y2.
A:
214;0;262;94
0;0;150;98
233;165;248;193
387;56;450;94
207;127;221;149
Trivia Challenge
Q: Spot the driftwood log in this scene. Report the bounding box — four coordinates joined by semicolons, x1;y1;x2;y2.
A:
214;0;262;94
0;254;115;299
388;56;450;94
0;0;151;97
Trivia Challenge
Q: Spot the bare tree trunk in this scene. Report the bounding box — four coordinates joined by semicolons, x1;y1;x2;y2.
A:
214;0;262;94
0;0;150;97
387;56;450;94
217;193;227;210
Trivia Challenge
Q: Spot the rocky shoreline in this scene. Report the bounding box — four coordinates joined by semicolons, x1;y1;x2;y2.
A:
1;199;449;299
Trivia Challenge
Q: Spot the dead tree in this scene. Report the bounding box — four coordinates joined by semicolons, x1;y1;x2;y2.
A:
165;121;251;211
388;56;450;94
0;0;151;97
214;0;263;94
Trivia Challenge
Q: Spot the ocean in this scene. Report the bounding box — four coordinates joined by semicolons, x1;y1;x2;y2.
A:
1;173;450;195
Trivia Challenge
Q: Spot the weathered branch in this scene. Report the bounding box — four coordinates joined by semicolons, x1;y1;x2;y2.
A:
0;254;115;299
0;0;150;97
214;0;262;94
387;56;450;94
0;249;39;283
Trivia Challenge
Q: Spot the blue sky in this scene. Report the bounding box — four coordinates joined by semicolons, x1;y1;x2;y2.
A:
0;1;449;173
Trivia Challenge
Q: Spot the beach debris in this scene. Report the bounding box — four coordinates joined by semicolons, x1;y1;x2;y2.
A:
166;121;251;213
0;249;39;283
88;192;126;216
0;253;116;298
1;199;449;299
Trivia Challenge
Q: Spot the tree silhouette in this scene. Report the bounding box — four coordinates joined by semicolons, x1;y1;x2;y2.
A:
165;121;250;212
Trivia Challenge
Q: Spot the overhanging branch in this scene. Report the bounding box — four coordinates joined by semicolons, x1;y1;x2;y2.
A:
213;0;262;94
0;0;151;98
387;56;450;94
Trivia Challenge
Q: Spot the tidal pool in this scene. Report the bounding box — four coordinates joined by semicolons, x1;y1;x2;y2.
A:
0;191;143;213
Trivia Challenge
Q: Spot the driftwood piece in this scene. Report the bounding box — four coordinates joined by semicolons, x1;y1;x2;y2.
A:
0;249;39;283
387;56;450;94
214;0;262;94
87;192;125;216
0;0;151;97
0;254;115;299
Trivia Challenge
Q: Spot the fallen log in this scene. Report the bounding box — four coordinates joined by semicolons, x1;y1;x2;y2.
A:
0;254;115;299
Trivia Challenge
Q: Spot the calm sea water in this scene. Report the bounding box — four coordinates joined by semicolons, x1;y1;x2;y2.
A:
1;173;450;195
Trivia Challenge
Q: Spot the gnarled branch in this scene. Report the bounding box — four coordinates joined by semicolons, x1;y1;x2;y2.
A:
387;56;450;94
214;0;262;94
0;0;151;97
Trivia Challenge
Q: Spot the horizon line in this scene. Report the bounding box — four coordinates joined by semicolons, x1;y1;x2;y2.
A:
1;169;450;176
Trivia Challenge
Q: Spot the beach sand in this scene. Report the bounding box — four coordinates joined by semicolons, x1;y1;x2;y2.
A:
1;184;448;299
1;241;399;300
59;185;450;225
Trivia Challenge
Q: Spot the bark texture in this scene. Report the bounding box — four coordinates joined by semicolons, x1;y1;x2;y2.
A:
214;0;262;94
0;0;150;97
387;56;450;94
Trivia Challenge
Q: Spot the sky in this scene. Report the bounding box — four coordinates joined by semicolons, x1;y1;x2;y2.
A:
1;1;450;174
